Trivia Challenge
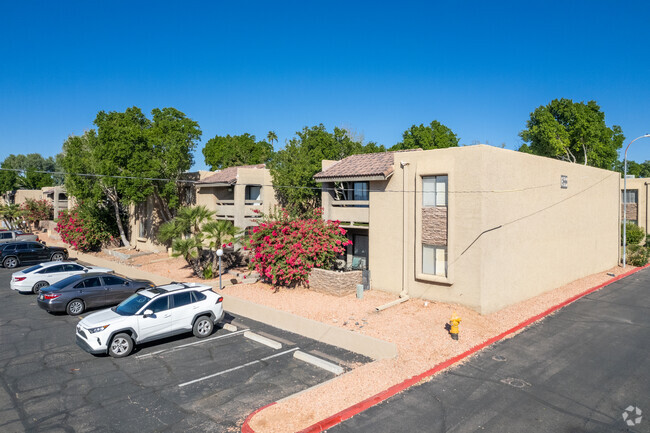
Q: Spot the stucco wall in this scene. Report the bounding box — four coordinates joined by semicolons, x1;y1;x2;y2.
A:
309;268;362;297
359;145;619;314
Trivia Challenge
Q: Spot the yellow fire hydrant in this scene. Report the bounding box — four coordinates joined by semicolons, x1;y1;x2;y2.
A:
449;312;461;340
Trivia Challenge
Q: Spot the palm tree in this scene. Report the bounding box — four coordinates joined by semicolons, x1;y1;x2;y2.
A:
267;131;278;148
203;220;241;269
171;237;203;276
0;204;24;230
176;205;215;236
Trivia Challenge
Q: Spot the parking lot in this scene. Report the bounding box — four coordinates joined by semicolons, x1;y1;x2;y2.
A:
0;264;370;432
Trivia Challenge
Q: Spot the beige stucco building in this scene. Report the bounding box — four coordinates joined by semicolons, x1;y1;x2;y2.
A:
621;177;650;232
195;164;276;233
315;145;621;314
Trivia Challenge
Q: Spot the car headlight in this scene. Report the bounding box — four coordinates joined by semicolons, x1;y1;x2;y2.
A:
88;325;110;334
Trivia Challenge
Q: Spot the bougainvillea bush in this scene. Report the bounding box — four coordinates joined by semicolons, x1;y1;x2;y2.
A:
55;205;115;252
247;208;352;288
21;198;53;225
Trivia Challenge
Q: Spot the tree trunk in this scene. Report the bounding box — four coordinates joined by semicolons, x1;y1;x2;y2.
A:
153;189;173;223
105;187;130;248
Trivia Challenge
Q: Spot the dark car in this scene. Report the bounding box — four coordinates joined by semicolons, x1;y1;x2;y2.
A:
0;241;68;269
37;273;155;315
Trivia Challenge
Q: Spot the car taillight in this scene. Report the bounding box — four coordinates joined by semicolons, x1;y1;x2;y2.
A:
43;293;61;300
14;277;26;282
216;296;223;304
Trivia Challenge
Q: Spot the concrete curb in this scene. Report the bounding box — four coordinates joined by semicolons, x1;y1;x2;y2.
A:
241;264;650;433
222;295;398;361
294;351;344;375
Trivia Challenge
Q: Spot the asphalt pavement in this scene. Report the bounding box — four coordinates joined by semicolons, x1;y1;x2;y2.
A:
329;267;650;433
0;264;370;432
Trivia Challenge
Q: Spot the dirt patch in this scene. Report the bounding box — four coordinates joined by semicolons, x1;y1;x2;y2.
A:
39;233;631;432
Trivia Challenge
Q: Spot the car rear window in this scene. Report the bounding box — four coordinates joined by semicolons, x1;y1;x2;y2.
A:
23;264;43;273
191;291;206;302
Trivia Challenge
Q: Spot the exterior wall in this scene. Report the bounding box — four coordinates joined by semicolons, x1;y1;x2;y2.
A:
621;177;649;232
330;145;619;314
196;167;277;232
309;268;362;296
13;189;42;204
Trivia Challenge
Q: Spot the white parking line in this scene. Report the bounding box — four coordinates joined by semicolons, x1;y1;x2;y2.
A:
178;347;300;388
135;329;249;359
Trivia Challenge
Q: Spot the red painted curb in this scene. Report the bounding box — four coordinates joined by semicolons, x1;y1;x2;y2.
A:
242;402;277;433
242;265;649;433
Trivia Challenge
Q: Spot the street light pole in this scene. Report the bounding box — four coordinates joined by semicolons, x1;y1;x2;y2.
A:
622;134;650;268
217;248;224;289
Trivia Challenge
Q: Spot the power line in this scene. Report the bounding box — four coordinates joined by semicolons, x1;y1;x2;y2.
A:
0;168;559;194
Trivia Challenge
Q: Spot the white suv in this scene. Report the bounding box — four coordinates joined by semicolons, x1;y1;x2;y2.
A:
76;282;224;358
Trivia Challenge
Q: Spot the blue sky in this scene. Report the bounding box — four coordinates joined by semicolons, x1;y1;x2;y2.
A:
1;0;649;171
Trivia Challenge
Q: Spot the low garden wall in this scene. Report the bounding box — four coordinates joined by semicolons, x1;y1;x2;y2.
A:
309;268;362;297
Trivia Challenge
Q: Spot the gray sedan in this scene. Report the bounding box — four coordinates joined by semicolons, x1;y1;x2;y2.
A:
36;273;155;315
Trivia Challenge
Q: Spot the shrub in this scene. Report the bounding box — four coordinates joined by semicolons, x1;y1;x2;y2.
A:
246;208;352;288
55;204;115;252
623;222;645;246
21;198;53;224
626;244;649;267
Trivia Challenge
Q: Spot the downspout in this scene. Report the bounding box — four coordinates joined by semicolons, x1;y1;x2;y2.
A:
400;161;410;298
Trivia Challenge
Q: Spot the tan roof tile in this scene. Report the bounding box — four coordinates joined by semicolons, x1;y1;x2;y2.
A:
314;153;396;180
197;164;266;185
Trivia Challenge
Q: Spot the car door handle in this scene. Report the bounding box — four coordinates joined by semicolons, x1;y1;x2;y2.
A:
163;314;171;318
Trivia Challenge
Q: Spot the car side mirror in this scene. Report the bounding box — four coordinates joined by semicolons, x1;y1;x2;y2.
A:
84;269;88;273
124;281;130;285
143;309;154;318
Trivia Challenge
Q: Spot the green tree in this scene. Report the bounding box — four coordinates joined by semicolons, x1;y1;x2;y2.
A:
203;133;273;170
0;153;57;201
270;124;383;211
59;107;201;247
390;120;459;151
519;98;624;169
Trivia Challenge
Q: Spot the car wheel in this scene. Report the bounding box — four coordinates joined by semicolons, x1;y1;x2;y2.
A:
193;316;214;338
32;281;49;294
66;299;85;316
108;333;133;358
3;257;18;269
51;252;64;261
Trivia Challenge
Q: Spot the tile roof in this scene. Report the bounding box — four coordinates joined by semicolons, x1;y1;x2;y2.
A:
313;152;397;180
197;164;266;185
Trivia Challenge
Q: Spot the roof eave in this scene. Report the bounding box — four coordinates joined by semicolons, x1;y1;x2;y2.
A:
314;173;392;183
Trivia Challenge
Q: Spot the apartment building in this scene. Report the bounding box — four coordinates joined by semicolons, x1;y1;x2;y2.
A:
315;145;620;314
195;164;276;233
621;177;650;232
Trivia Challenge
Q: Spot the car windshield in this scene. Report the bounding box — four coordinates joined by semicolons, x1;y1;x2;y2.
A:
50;274;82;289
23;264;43;274
115;294;150;316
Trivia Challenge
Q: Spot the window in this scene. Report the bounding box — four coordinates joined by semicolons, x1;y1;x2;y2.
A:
138;221;146;238
39;265;64;274
3;245;16;252
423;176;447;207
103;276;126;286
622;190;638;204
351;234;368;270
191;291;206;302
0;232;11;239
31;243;44;250
172;292;192;308
245;185;262;203
423;245;447;277
83;277;102;288
64;264;84;272
16;244;28;250
148;296;170;313
352;182;369;201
